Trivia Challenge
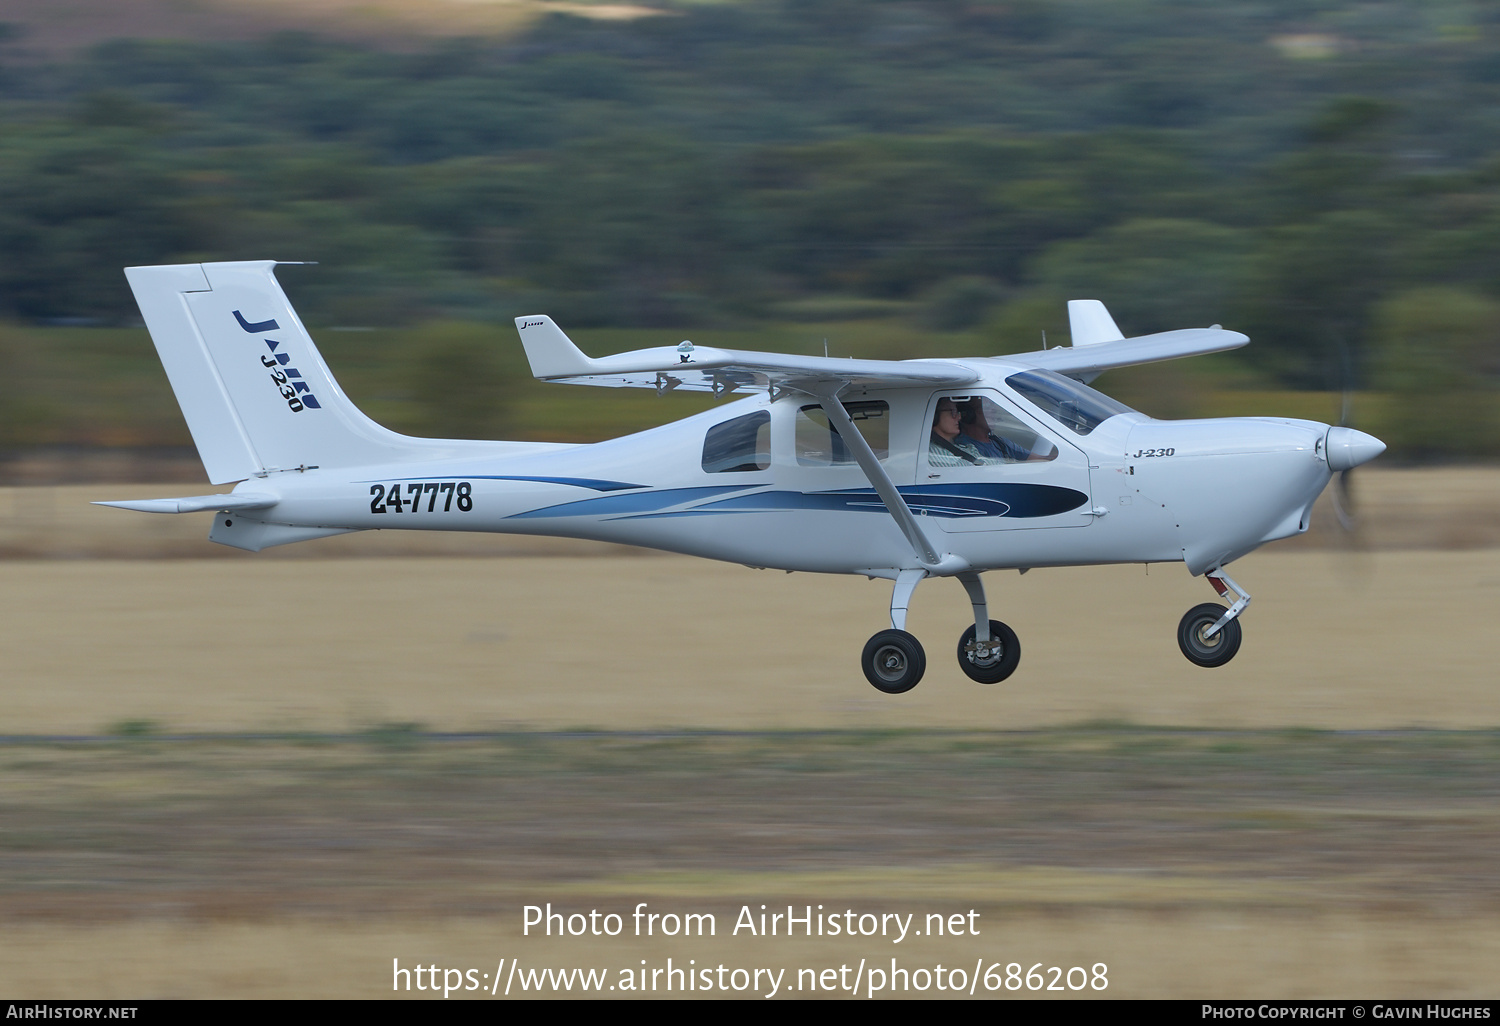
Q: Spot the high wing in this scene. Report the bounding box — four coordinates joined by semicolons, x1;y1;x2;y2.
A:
1001;299;1248;382
1006;327;1248;381
516;300;1247;394
515;316;979;395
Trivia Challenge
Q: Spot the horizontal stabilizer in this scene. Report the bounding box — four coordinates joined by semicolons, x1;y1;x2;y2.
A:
514;315;978;394
1067;300;1124;346
93;493;278;515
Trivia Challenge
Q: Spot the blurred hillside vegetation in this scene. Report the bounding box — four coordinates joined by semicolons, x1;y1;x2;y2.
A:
0;0;1498;464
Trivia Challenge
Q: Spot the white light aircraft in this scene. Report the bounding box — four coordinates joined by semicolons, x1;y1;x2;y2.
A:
103;261;1385;692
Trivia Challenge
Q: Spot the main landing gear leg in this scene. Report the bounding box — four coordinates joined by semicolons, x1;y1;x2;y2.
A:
1177;568;1251;668
955;572;1020;684
861;569;927;694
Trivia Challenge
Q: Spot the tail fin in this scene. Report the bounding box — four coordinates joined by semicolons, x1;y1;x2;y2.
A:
126;261;475;483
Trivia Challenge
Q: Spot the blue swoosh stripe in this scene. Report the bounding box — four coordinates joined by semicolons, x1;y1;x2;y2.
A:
507;485;753;520
624;491;1009;519
904;483;1086;518
614;483;1087;521
467;476;646;491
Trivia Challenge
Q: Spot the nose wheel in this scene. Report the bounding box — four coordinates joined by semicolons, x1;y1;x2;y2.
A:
1177;568;1251;668
861;630;926;693
1177;604;1242;666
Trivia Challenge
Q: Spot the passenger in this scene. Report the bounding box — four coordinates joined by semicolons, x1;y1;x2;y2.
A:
960;398;1033;462
929;398;991;467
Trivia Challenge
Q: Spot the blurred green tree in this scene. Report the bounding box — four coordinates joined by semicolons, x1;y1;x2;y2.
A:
1235;210;1400;387
1371;287;1500;457
1031;218;1250;336
919;276;1007;331
407;323;511;439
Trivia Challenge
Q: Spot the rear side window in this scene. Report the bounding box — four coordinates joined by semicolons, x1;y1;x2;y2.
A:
702;411;771;473
796;401;889;466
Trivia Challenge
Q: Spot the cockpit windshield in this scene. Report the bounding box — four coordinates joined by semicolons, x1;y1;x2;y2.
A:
1004;369;1136;435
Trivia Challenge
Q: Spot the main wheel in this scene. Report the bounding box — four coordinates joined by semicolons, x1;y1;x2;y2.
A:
956;620;1021;684
861;629;926;694
1177;603;1243;667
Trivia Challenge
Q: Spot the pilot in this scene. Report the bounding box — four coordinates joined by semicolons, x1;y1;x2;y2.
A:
929;399;992;467
960;398;1033;462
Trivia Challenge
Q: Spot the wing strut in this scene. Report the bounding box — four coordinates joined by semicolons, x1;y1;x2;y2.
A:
814;388;966;574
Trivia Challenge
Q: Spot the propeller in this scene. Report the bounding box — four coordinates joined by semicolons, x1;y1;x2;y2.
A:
1326;338;1386;530
1331;460;1358;532
1332;384;1358;531
1323;336;1385;572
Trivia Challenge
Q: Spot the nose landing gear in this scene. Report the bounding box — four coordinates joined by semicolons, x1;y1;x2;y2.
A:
1177;569;1250;667
1177;603;1243;667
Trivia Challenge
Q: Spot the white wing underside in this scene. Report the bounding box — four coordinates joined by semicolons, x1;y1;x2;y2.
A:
515;315;979;395
547;355;981;395
514;311;1247;395
1006;326;1249;379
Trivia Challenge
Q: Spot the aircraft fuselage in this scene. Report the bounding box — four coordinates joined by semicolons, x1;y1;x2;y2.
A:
213;365;1344;581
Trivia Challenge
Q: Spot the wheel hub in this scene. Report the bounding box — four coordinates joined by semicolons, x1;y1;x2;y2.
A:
964;639;1001;665
1177;602;1243;668
875;645;908;680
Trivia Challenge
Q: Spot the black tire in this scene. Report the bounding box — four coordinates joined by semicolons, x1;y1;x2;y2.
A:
861;629;926;694
956;620;1021;684
1177;603;1243;667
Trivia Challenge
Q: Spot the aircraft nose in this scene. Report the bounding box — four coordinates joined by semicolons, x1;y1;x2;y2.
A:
1325;427;1386;471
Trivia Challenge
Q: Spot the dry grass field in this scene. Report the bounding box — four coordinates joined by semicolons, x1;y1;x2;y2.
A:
2;467;1498;998
0;547;1498;734
1;733;1499;998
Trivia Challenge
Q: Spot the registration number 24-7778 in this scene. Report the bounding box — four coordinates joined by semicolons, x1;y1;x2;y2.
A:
370;481;473;514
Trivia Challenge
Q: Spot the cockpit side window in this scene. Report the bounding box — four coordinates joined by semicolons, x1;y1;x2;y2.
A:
702;411;771;473
927;394;1057;468
795;401;889;466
